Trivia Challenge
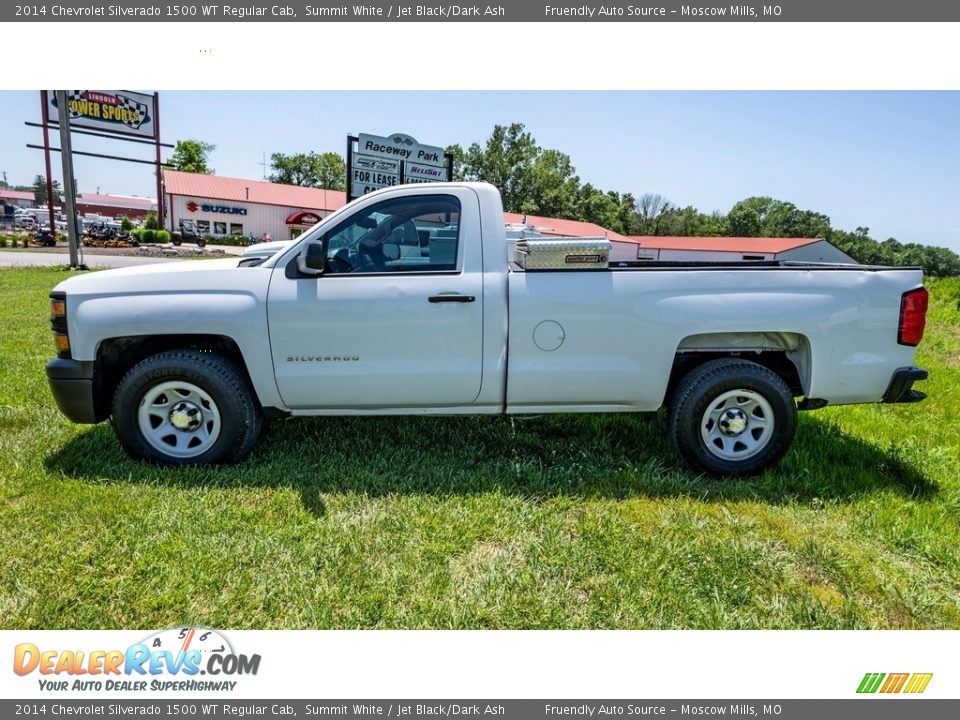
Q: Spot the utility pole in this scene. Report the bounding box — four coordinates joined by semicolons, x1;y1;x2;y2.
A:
54;91;80;269
258;151;268;181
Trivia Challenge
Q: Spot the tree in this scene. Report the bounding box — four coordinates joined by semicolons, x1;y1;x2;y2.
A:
656;205;727;237
268;151;345;190
168;140;215;174
457;123;590;220
32;175;62;206
142;212;159;230
445;144;468;182
634;193;670;235
459;124;542;213
727;196;831;238
313;152;346;190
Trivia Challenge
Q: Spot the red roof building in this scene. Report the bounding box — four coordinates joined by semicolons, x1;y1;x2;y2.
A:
75;192;156;220
0;189;36;208
621;234;853;263
162;170;347;240
503;212;630;242
627;235;821;254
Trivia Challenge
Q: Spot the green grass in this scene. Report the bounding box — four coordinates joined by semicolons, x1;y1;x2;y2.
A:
1;267;959;629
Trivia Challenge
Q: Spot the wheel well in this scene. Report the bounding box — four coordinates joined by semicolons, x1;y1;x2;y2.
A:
667;351;805;405
92;334;256;422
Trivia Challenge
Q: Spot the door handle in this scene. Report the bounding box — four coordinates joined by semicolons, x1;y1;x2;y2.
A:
428;294;475;303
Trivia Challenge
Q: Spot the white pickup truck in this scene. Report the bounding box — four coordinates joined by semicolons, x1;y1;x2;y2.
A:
46;182;929;475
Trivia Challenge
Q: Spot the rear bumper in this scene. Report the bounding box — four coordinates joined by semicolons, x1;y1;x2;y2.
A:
882;366;928;404
46;358;98;423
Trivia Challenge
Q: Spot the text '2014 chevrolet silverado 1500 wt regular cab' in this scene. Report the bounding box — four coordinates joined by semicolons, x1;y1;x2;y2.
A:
46;182;929;475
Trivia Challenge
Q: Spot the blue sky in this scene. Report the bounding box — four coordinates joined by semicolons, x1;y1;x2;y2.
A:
2;91;958;251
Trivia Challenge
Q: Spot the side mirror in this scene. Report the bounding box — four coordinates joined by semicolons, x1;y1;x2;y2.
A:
297;241;326;276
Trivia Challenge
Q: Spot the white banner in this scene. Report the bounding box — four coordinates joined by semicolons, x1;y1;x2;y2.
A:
3;630;956;700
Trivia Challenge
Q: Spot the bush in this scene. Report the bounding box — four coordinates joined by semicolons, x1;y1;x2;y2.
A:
143;212;159;230
0;236;7;248
210;234;249;247
120;216;134;231
140;229;156;244
155;230;170;244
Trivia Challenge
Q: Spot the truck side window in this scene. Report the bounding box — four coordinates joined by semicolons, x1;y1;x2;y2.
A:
324;195;461;274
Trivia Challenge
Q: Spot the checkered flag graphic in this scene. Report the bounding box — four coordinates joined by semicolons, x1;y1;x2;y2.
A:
116;93;148;129
65;91;85;118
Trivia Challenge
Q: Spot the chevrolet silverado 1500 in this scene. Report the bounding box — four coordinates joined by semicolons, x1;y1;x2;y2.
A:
46;182;929;475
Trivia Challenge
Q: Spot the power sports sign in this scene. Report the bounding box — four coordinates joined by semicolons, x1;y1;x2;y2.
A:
347;132;453;199
49;90;157;139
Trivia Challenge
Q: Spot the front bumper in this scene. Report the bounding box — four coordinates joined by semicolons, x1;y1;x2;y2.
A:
882;366;928;404
46;358;98;423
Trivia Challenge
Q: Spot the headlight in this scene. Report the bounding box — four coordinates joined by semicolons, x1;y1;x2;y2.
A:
50;292;70;358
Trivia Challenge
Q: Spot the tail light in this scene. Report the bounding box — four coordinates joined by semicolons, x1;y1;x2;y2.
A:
898;287;928;347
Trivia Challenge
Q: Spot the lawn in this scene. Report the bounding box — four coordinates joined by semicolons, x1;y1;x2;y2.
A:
1;267;958;629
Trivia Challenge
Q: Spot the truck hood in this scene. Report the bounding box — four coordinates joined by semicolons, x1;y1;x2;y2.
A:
52;258;256;296
241;239;294;258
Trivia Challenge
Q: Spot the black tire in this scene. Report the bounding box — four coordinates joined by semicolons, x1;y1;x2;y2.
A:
669;358;796;477
111;350;261;466
172;237;182;246
196;238;206;248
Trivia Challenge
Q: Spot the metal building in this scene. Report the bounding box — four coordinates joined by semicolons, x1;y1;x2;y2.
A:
162;170;346;241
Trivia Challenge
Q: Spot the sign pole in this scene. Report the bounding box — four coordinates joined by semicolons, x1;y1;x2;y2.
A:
39;92;56;235
346;135;356;200
153;93;163;228
54;91;80;269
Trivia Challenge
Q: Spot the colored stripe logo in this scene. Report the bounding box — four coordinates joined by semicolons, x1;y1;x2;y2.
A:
857;672;933;694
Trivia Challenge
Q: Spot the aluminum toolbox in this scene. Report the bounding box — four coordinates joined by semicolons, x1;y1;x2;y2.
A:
516;237;611;270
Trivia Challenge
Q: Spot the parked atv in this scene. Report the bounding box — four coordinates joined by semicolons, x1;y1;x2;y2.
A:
83;222;138;248
171;220;207;248
31;228;58;247
82;222;115;247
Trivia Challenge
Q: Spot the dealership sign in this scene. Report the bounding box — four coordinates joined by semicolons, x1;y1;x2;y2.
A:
348;132;452;199
49;90;157;139
358;133;446;167
186;201;248;215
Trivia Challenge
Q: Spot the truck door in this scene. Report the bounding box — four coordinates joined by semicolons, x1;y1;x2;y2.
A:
266;189;484;409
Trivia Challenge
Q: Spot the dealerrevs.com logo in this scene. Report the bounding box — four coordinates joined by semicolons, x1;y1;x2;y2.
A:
13;627;261;693
857;672;933;694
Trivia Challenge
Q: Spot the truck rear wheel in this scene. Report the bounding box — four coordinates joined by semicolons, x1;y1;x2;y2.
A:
669;358;796;476
111;350;261;465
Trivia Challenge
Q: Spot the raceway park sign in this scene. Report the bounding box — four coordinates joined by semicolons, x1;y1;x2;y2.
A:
49;90;157;139
349;132;451;199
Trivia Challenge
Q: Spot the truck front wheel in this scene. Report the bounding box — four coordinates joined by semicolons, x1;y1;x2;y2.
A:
669;358;796;476
111;350;261;465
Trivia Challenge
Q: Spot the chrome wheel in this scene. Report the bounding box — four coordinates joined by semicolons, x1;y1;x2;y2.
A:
700;388;774;461
137;380;221;459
